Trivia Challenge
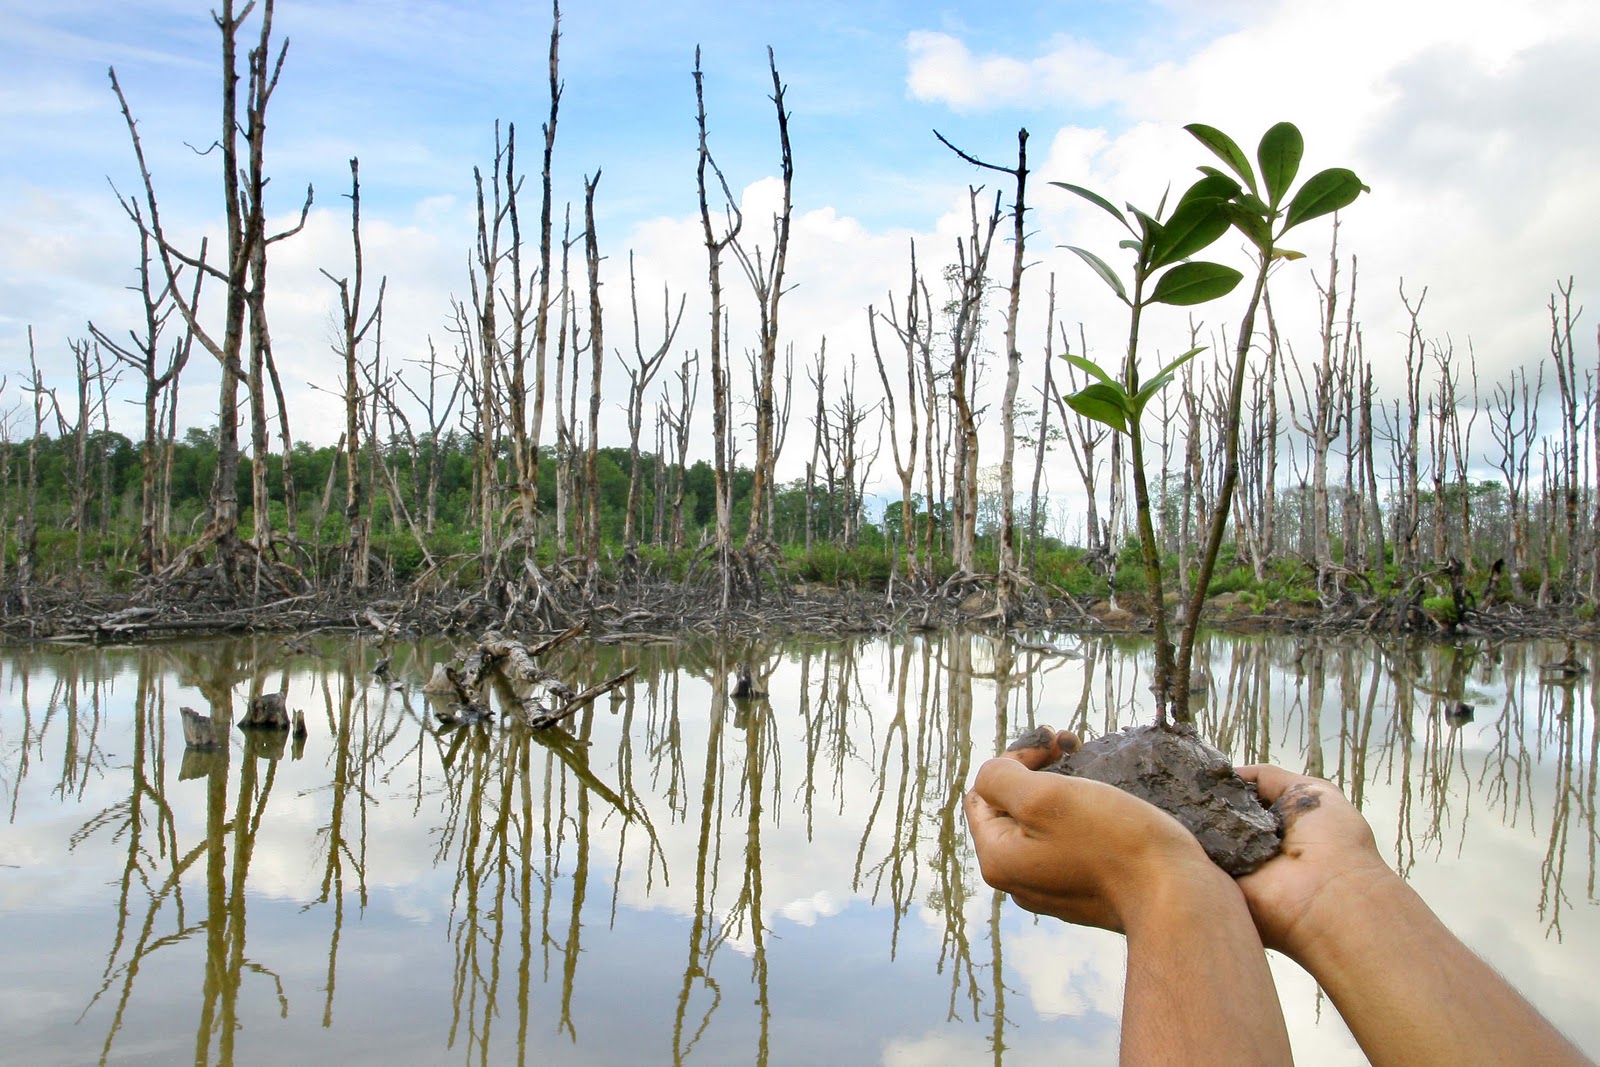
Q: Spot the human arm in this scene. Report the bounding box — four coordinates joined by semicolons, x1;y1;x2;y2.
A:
966;728;1292;1065
1237;764;1592;1067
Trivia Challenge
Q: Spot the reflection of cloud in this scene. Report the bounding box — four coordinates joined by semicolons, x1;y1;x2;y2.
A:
779;889;845;926
1003;919;1125;1021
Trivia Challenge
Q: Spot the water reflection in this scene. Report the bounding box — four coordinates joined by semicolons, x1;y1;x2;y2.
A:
0;632;1597;1064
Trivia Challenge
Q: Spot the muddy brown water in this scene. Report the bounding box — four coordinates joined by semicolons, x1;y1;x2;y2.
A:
1;632;1596;1065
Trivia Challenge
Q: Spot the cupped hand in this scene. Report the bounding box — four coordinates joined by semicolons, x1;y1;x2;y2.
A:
964;725;1221;932
1234;764;1398;958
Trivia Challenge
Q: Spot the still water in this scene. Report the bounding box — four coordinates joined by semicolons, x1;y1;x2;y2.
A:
1;632;1596;1065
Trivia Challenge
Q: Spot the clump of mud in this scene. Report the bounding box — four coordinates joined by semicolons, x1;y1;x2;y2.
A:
1045;723;1282;876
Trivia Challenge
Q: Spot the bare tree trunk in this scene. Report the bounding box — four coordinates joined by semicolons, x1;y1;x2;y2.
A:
527;0;563;550
870;244;926;580
321;158;385;592
109;0;311;592
665;351;698;551
1026;276;1058;577
733;48;793;551
622;253;684;565
1549;280;1583;600
582;171;605;591
943;189;1000;575
693;49;744;611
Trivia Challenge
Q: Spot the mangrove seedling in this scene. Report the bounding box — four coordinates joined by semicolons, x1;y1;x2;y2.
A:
1050;122;1366;874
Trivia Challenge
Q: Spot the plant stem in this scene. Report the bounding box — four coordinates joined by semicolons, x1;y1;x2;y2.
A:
1171;257;1271;722
1124;285;1175;726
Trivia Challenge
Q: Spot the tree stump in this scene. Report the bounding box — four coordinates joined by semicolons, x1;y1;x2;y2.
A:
180;706;225;750
238;691;291;730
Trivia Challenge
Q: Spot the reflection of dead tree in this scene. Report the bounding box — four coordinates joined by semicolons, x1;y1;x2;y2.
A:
672;651;729;1063
934;634;981;1021
1537;679;1579;940
301;658;373;1027
853;638;926;951
77;651;184;1059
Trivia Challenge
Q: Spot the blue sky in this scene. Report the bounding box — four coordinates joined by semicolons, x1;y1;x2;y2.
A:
3;0;1598;502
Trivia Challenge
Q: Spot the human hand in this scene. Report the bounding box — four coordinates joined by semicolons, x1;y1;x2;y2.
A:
1234;764;1398;959
965;725;1229;933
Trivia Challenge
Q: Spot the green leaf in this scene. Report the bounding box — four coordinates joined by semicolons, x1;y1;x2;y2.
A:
1185;124;1257;195
1283;168;1368;230
1271;248;1307;261
1173;173;1241;215
1220;202;1273;254
1118;238;1142;251
1129;206;1162;245
1066;382;1130;434
1237;191;1272;217
1064;245;1130;304
1257;122;1304;210
1131;345;1205;416
1153;344;1206;383
1063;352;1118;388
1147;260;1243;306
1051;181;1133;234
1149;197;1230;270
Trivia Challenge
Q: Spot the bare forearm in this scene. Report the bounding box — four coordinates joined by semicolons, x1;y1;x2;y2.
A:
1291;872;1589;1067
1122;873;1292;1066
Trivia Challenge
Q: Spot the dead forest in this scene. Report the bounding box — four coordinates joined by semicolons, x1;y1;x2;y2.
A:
3;0;1599;644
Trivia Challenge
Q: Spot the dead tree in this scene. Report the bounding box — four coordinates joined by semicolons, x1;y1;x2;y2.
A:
622;253;685;568
108;0;312;591
553;208;578;555
1026;276;1060;577
693;48;744;611
396;338;467;535
937;129;1028;611
731;48;794;552
582;170;605;593
90;206;199;574
804;344;828;553
467;124;514;575
1287;229;1354;593
870;242;928;581
1391;283;1428;578
1055;324;1108;556
942;189;1002;576
526;0;564;547
320;158;386;592
663;350;699;551
1548;280;1585;599
1490;365;1540;597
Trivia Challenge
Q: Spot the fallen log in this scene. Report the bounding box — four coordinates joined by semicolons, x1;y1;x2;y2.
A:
525;667;639;730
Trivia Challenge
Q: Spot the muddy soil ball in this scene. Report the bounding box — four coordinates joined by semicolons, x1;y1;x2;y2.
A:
1045;723;1282;876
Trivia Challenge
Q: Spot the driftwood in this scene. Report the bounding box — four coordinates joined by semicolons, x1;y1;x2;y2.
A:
525;667;639;729
238;691;291;730
424;622;637;731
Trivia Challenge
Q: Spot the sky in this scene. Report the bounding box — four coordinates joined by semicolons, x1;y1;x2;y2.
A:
2;0;1597;518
